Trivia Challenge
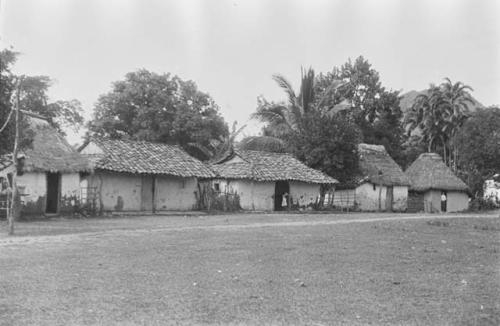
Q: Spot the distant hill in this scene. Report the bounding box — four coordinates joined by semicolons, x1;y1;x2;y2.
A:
399;90;485;115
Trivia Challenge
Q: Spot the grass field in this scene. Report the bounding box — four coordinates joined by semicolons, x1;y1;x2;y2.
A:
0;213;499;325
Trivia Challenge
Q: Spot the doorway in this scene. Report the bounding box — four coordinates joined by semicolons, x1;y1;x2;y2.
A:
274;181;290;211
46;172;60;214
141;175;155;212
385;186;393;212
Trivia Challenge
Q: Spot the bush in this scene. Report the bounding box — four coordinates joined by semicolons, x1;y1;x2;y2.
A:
468;197;498;211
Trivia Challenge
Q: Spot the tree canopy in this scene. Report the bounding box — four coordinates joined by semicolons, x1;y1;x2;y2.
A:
455;107;500;196
88;69;228;160
253;67;361;183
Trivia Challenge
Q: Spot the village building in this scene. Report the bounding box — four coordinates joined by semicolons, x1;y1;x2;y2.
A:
405;153;469;213
210;150;338;211
483;174;500;206
0;112;91;216
79;139;214;212
334;144;410;212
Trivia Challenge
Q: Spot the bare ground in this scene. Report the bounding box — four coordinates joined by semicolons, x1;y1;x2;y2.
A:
0;212;499;325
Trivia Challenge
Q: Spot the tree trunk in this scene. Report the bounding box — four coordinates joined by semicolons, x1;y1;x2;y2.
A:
8;79;21;235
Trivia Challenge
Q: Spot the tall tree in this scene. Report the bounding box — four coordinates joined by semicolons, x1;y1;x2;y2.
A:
315;56;405;164
405;78;474;168
455;107;500;196
89;69;228;160
253;68;361;183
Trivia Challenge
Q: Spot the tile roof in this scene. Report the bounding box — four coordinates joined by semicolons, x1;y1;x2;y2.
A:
22;113;91;173
357;143;410;187
405;152;469;192
211;150;338;184
83;138;214;178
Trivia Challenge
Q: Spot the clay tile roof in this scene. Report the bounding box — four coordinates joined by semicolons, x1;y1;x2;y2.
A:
22;113;91;173
357;143;410;186
84;138;214;178
211;150;338;184
405;152;469;192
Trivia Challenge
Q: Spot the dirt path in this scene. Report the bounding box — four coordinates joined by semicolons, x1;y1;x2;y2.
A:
0;213;497;247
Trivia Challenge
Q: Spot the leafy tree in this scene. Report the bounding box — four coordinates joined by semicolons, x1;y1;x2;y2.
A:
316;56;405;164
253;68;361;182
455;107;500;196
89;69;228;159
17;76;84;134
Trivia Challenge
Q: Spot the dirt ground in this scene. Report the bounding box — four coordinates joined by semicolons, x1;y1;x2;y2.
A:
0;212;499;325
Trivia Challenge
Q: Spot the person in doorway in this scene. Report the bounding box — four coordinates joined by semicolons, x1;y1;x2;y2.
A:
441;191;447;212
282;192;288;210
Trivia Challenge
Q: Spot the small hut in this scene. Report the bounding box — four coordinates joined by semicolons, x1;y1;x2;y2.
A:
210;150;338;211
405;153;469;213
79;138;214;212
334;144;410;211
4;112;91;216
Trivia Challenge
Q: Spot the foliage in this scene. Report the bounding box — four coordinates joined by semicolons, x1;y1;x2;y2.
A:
0;49;33;155
89;69;228;160
188;121;245;162
455;107;500;196
405;78;474;168
253;67;361;183
195;182;241;212
315;56;405;165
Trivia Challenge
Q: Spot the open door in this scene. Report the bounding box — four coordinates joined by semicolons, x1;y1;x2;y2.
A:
46;172;60;214
274;181;290;211
385;186;393;212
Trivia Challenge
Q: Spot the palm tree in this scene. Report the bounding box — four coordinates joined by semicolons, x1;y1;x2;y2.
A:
252;67;344;139
405;78;474;168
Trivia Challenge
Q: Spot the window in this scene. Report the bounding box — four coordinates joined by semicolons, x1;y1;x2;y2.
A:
214;183;220;192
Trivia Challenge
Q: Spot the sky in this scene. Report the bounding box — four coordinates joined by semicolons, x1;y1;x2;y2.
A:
1;0;499;144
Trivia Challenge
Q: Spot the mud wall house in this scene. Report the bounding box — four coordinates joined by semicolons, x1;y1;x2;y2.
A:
210;150;338;211
334;144;410;212
405;153;469;213
79;139;214;212
1;112;91;216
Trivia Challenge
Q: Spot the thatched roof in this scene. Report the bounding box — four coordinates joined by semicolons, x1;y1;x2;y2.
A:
358;143;409;186
21;113;91;173
405;152;469;192
211;150;338;184
80;138;214;178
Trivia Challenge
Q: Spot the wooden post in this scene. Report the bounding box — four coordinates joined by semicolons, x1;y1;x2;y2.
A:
8;78;22;235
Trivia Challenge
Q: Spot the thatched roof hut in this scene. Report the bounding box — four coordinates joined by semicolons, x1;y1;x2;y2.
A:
405;153;468;192
21;112;91;173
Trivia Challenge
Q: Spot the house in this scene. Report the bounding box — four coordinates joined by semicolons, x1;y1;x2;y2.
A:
405;153;469;213
334;144;410;211
79;138;214;212
210;150;338;211
0;112;91;216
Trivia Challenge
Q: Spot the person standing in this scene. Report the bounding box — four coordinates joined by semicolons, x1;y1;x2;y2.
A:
441;191;447;212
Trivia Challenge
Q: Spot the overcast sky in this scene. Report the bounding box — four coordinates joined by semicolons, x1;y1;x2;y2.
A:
1;0;499;143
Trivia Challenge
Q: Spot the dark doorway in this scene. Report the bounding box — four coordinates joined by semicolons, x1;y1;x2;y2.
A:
46;172;60;214
274;181;290;211
385;186;393;212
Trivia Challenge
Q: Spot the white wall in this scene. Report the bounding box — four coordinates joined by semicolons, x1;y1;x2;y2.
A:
446;191;469;212
213;179;275;211
88;172;199;212
89;172;142;211
155;176;198;211
423;190;441;213
289;182;320;208
356;183;387;211
16;172;47;213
